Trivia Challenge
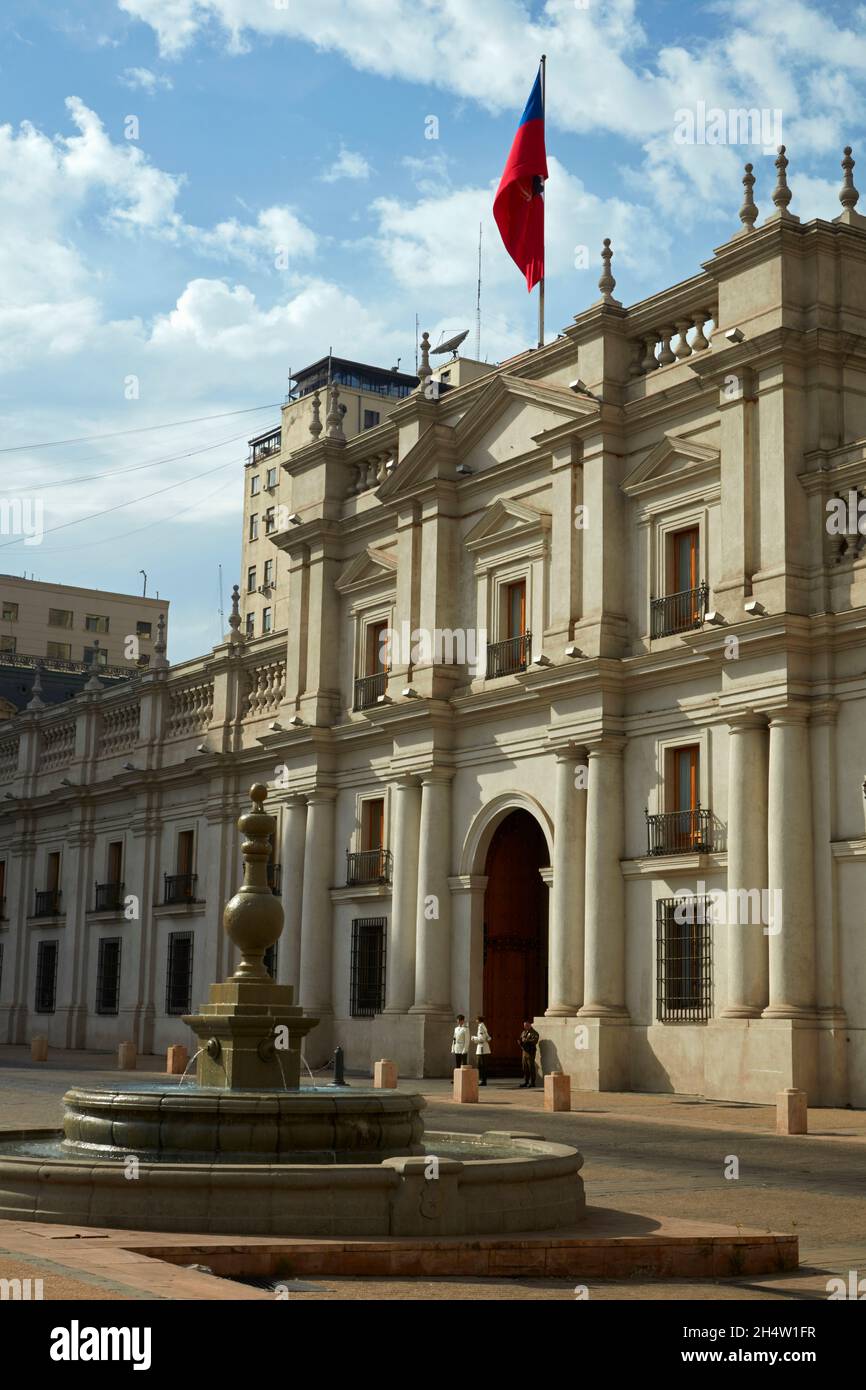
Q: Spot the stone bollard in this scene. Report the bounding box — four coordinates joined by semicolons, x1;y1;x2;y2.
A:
776;1087;808;1135
373;1058;398;1089
544;1070;571;1112
453;1066;479;1103
166;1044;189;1075
31;1036;49;1062
117;1041;137;1071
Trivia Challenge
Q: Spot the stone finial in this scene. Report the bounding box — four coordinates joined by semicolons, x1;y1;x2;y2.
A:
598;238;617;303
153;611;170;666
309;388;322;439
771;145;794;217
26;661;45;711
84;641;104;691
325;381;345;441
739;162;758;232
223;783;284;982
226;584;244;647
835;146;866;227
840;146;859;212
417;330;432;387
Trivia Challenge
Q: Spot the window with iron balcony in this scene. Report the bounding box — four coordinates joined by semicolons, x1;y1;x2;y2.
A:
486;578;530;678
651;526;708;638
646;745;714;855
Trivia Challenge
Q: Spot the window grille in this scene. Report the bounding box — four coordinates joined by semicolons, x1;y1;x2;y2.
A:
656;896;712;1023
350;917;386;1017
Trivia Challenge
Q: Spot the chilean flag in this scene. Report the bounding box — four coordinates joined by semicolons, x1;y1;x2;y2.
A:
493;67;547;291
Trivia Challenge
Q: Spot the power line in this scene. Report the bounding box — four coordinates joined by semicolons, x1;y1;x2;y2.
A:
0;456;243;550
3;431;249;493
0;403;282;453
29;475;240;552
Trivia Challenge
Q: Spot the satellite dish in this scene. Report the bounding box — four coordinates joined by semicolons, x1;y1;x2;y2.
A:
431;329;469;359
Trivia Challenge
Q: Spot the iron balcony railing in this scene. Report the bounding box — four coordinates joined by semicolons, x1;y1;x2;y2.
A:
267;863;282;896
650;583;709;639
0;650;136;679
34;889;62;917
250;429;281;463
346;848;392;887
486;631;531;679
163;872;197;905
353;670;387;711
646;806;714;857
94;881;125;912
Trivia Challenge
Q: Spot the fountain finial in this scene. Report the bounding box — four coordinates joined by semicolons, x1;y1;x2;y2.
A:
223;783;284;982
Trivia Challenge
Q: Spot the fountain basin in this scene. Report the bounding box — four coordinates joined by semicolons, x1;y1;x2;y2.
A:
60;1085;426;1164
0;1128;585;1236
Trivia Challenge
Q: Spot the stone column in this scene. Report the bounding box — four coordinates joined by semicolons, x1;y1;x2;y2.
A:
278;795;307;991
809;703;842;1018
546;748;587;1015
410;770;453;1013
298;788;336;1016
448;874;487;1023
579;738;627;1016
384;776;421;1013
721;713;769;1017
763;708;817;1018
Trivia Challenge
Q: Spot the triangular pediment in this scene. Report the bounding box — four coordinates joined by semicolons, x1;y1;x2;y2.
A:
452;373;596;459
335;545;398;595
622;432;720;497
465;497;550;552
377;373;595;501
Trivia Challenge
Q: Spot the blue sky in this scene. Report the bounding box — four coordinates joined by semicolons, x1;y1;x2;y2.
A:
0;0;864;659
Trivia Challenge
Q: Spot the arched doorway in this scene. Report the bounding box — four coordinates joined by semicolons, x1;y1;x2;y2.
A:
482;809;549;1076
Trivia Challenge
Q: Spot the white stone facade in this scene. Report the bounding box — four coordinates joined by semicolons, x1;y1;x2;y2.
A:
2;180;866;1105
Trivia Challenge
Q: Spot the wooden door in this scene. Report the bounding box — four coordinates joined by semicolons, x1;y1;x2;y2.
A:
671;745;699;849
505;580;526;639
107;841;123;884
482;810;548;1076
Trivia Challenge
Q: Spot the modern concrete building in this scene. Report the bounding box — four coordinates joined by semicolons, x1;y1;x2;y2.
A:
241;357;420;639
1;150;865;1107
0;576;168;672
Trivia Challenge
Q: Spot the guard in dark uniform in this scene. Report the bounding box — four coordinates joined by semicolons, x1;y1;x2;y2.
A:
519;1020;539;1088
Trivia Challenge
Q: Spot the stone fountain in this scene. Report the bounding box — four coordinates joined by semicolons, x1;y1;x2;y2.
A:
0;786;585;1236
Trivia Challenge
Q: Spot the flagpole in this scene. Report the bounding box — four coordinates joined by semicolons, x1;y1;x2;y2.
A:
537;53;546;349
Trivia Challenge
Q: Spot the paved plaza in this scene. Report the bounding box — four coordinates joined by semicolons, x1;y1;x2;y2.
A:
0;1046;863;1301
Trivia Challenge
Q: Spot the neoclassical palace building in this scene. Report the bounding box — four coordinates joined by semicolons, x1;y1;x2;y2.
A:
2;149;866;1104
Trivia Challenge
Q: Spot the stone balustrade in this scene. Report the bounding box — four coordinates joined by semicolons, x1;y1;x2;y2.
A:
97;697;141;757
629;307;717;376
350;450;394;495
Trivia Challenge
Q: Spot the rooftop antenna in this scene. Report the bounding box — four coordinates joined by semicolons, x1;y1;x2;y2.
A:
415;314;419;374
327;346;333;386
218;563;225;643
475;221;482;362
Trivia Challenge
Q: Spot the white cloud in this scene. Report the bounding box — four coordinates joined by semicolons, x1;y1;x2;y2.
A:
117;0;866;216
119;66;174;93
320;146;371;183
185;206;317;266
0;98;321;370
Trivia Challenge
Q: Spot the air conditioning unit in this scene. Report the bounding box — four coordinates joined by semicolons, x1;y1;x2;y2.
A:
257;585;271;596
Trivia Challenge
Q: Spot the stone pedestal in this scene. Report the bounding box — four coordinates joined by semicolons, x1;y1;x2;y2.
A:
374;1058;398;1089
183;980;318;1090
776;1087;808;1134
544;1071;571;1112
453;1066;479;1103
117;1041;136;1070
30;1036;48;1062
166;1044;188;1075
